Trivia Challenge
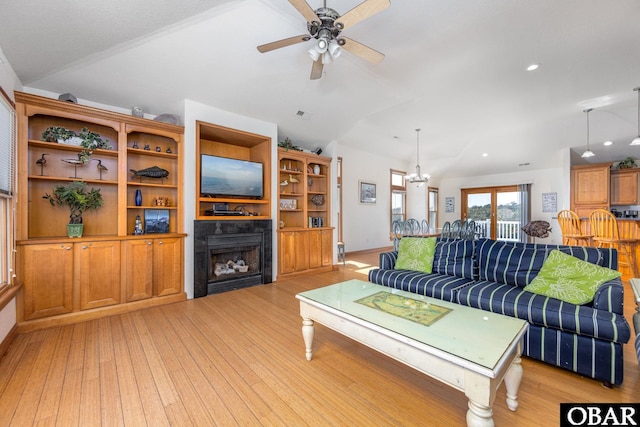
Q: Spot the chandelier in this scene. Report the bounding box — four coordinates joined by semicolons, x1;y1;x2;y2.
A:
406;129;430;187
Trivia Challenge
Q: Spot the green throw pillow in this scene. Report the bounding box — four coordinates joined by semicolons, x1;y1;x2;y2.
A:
523;250;621;305
394;237;436;274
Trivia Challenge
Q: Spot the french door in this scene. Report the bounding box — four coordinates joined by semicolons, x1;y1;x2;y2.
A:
461;185;521;240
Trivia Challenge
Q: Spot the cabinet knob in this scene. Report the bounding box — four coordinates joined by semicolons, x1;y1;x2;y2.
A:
158;241;164;245
65;246;71;251
82;245;88;249
147;241;152;245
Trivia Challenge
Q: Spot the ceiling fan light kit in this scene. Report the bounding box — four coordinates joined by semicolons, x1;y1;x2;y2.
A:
257;0;390;79
630;87;640;146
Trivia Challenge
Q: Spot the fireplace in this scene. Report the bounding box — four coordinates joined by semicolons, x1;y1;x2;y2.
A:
194;220;272;297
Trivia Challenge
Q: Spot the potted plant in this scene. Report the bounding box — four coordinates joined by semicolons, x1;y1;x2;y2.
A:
42;181;104;238
78;127;112;150
41;126;80;144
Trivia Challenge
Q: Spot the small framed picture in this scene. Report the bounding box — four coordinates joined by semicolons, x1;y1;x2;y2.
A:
280;199;297;210
359;181;376;204
144;209;170;234
445;197;455;213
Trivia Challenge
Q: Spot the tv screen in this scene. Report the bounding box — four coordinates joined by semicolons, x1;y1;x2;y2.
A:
200;154;263;199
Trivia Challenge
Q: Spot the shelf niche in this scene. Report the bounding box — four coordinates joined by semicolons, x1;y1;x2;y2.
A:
195;121;272;220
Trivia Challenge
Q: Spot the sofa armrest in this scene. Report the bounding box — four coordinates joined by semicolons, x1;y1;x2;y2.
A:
592;277;625;315
380;251;398;270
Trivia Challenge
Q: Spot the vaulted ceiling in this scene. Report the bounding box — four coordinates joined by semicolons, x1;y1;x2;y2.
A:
1;0;639;177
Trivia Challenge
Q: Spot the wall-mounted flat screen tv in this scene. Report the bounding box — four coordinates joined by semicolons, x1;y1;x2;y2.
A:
200;154;264;199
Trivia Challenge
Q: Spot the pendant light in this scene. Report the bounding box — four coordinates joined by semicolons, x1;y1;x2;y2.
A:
630;87;640;146
581;108;595;158
405;129;430;187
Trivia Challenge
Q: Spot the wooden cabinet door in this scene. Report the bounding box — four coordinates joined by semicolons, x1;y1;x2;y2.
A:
571;164;610;205
295;232;310;272
153;237;183;297
308;230;322;269
320;229;333;267
308;229;333;268
76;241;121;310
122;239;153;302
279;231;296;274
20;243;74;320
610;171;638;205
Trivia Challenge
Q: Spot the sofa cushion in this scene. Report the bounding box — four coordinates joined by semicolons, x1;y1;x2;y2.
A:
456;280;630;344
524;250;621;305
432;238;476;280
368;268;474;303
474;238;603;287
395;237;436;273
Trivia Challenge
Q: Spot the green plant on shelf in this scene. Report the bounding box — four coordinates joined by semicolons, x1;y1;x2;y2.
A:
42;181;104;224
78;127;112;150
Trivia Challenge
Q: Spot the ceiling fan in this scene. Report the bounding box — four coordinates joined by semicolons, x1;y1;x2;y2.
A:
257;0;390;80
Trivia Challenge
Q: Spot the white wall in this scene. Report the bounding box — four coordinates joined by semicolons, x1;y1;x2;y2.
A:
437;166;567;245
337;144;410;252
0;47;22;346
183;99;278;298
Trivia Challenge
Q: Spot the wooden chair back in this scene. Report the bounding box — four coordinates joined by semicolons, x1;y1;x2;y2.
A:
589;209;621;241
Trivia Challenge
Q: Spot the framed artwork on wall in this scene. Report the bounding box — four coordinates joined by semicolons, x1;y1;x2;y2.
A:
144;209;170;233
445;197;455;213
359;181;376;204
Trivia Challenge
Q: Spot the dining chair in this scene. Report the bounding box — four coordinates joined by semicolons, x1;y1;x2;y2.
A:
557;209;592;246
589;208;639;277
441;221;451;239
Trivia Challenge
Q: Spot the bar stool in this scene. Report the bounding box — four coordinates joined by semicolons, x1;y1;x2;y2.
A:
557;209;592;246
589;209;639;277
337;241;345;265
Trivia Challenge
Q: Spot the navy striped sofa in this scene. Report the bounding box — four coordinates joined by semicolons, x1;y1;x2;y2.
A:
368;238;631;385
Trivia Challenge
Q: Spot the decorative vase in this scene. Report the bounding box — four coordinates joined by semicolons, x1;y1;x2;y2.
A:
313;164;320;175
67;224;83;238
135;189;142;206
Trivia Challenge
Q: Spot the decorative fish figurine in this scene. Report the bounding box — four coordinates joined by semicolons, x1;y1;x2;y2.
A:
130;166;169;180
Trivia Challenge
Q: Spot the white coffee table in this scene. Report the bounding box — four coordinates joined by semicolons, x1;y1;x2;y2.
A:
296;279;529;427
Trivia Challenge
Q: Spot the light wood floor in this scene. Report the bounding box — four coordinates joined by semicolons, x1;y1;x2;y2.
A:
1;250;638;426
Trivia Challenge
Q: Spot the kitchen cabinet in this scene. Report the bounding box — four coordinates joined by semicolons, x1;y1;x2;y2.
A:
610;170;639;205
571;163;611;207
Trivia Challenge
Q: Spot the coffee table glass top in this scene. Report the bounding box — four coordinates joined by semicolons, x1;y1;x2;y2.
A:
297;279;527;370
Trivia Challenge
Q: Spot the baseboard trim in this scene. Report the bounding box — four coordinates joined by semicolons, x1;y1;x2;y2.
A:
17;292;187;334
345;246;393;256
0;323;18;361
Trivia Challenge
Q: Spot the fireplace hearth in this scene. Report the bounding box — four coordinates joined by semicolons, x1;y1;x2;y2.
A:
194;220;272;297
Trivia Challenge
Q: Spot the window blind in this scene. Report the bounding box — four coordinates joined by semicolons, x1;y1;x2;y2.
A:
0;89;15;197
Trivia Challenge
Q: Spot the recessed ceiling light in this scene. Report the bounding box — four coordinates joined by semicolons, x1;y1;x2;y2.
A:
603;140;613;146
482;153;488;157
526;64;539;71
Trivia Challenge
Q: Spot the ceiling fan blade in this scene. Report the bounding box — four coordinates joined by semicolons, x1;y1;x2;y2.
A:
340;37;385;64
310;58;323;80
257;35;310;53
288;0;321;24
335;0;390;31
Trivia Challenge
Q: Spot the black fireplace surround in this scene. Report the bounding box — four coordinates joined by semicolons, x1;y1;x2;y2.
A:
194;220;273;297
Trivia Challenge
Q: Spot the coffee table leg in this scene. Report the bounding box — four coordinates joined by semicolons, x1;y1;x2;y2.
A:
504;356;523;411
302;318;315;361
466;401;494;427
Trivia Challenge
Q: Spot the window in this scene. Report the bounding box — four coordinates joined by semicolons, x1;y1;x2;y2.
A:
427;187;438;232
0;87;16;293
390;169;406;229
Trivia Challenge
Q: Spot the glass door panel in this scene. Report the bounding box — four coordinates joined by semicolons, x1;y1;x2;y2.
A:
465;192;492;238
496;191;521;241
